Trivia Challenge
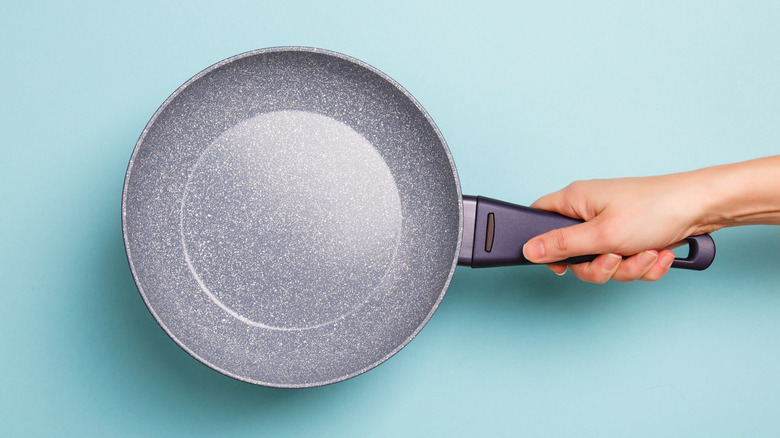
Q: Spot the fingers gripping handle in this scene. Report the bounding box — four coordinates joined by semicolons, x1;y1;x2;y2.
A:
466;196;595;267
464;196;715;270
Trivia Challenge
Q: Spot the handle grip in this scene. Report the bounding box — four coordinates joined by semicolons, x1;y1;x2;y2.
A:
466;196;715;270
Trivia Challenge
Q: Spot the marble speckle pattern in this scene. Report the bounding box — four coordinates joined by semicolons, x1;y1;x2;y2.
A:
122;48;462;387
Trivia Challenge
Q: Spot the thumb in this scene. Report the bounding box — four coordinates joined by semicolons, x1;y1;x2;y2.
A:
522;220;608;264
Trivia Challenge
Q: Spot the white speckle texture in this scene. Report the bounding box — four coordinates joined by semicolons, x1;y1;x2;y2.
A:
181;110;402;330
122;47;462;388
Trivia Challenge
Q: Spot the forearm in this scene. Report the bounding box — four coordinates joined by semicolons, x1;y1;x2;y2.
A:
525;155;780;283
691;156;780;231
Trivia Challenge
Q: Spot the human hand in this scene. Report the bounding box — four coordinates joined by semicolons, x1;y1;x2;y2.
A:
521;174;715;283
520;156;780;283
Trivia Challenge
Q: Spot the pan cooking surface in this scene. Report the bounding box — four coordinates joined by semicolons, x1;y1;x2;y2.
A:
181;110;403;330
122;48;461;387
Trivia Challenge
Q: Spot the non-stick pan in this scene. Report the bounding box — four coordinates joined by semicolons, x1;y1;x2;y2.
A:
122;47;715;388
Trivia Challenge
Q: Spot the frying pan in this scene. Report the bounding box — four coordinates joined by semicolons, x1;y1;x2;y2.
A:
122;47;715;388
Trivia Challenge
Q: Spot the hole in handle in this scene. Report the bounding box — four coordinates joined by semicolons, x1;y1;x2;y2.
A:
670;241;690;259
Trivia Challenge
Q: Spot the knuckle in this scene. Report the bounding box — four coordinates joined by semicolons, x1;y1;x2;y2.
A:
641;269;665;282
565;179;597;198
613;266;639;283
552;229;569;253
559;182;582;204
566;180;588;193
572;262;611;284
584;271;611;284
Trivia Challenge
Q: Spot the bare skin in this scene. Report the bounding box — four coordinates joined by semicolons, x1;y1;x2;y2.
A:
522;156;780;283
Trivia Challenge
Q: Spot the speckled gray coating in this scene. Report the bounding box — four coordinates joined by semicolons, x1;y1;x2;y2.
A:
122;47;462;387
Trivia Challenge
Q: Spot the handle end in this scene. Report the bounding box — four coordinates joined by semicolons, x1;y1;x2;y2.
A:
670;234;716;270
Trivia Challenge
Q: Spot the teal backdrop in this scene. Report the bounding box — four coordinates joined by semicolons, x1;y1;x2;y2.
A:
2;1;779;436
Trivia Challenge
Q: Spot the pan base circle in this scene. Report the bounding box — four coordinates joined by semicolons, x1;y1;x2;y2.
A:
180;110;402;330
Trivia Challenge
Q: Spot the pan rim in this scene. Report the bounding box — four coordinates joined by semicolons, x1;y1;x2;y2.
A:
121;46;463;388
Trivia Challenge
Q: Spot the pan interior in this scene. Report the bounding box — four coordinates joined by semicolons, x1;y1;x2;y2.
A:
181;110;402;330
122;48;461;387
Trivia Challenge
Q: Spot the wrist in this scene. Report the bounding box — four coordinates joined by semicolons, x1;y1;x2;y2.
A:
688;157;780;230
667;168;727;235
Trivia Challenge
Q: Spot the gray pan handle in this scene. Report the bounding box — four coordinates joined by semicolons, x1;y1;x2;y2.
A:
461;195;716;270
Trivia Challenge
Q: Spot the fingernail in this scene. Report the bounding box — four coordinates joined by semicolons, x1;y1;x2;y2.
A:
638;250;659;269
661;252;675;269
554;266;567;276
603;253;622;273
523;239;545;261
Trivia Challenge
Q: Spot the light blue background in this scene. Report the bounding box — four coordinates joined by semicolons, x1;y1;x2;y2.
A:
2;1;779;436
